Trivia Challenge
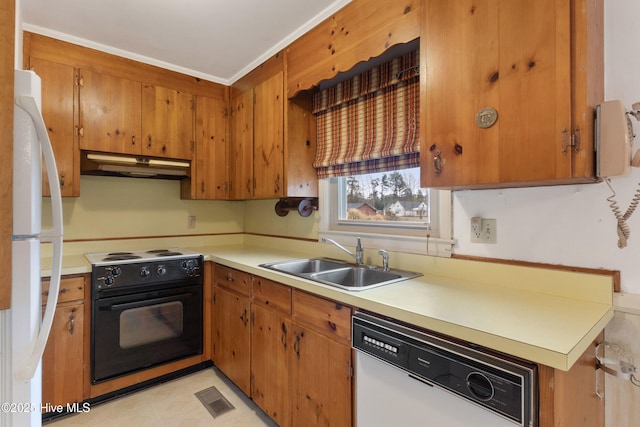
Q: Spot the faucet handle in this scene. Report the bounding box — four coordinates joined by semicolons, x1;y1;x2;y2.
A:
355;237;363;264
378;249;389;271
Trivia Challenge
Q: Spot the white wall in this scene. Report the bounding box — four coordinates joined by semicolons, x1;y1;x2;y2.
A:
453;0;640;295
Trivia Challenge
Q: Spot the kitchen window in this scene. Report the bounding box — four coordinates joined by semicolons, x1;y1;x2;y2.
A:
313;40;453;256
318;169;453;257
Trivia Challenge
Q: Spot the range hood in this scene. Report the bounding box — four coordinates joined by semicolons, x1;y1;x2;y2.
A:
81;152;190;180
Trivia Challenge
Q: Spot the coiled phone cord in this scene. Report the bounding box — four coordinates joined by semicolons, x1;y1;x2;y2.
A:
605;178;640;248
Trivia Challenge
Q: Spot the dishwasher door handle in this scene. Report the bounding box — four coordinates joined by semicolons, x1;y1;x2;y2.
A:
408;373;435;387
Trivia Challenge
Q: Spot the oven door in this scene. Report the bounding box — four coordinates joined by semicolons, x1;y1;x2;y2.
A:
92;283;203;383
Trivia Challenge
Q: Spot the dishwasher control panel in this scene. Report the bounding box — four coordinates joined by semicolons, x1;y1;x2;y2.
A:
352;312;537;427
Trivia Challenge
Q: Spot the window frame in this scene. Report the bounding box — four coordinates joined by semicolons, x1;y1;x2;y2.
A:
318;177;454;257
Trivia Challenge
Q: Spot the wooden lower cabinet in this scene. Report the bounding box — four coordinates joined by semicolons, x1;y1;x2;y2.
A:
539;336;604;427
211;265;353;426
251;305;292;427
289;322;352;426
41;275;87;410
211;284;251;395
212;264;603;427
42;303;84;407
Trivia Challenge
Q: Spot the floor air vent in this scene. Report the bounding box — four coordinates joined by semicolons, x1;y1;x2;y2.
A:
195;386;235;418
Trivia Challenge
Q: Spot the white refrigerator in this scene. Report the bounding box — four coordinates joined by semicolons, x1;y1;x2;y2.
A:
0;69;64;427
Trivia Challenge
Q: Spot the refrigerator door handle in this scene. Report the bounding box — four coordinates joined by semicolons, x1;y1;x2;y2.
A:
15;95;63;236
14;95;64;382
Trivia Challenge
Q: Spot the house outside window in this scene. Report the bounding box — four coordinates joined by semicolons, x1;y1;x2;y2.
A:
318;167;453;257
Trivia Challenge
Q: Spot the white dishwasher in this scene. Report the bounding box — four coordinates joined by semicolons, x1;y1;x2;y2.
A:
352;312;537;427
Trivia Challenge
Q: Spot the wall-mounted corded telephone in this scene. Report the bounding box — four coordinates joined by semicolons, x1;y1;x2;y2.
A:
595;100;640;248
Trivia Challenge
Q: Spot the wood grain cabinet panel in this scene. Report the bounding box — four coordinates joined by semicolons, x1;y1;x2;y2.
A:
251;275;291;314
78;69;142;155
253;71;284;199
420;0;602;189
229;70;285;200
41;275;87;411
229;53;317;200
251;305;292;427
212;285;251;395
539;336;605;427
285;97;318;198
42;303;84;408
211;265;353;426
141;84;194;160
214;264;252;296
29;57;79;197
292;289;352;343
289;321;352;427
285;0;422;97
228;88;254;199
183;95;228;200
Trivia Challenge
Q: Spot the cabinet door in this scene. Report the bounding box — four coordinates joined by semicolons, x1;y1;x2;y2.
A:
421;0;572;188
79;69;141;155
251;306;291;427
286;99;318;197
42;302;84;408
253;71;284;198
141;84;194;159
193;95;228;199
229;89;254;199
30;57;79;197
289;323;352;427
211;286;251;394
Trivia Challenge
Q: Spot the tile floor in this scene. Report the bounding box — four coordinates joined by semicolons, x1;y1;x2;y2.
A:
45;367;278;427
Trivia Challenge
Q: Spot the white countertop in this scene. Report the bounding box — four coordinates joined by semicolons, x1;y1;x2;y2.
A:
47;238;614;371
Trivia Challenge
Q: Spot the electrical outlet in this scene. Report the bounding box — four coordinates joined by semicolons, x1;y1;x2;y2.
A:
470;217;497;243
188;215;196;229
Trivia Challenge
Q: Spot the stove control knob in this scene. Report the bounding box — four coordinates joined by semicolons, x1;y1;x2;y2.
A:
140;267;151;278
181;260;194;270
157;265;167;276
104;276;115;287
111;267;122;277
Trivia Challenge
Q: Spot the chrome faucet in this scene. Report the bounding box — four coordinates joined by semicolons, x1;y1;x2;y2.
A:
321;237;364;265
378;249;389;271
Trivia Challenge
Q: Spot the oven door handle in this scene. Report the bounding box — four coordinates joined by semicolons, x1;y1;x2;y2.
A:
101;293;193;311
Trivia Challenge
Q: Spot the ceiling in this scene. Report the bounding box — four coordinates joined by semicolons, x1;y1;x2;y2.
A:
19;0;351;85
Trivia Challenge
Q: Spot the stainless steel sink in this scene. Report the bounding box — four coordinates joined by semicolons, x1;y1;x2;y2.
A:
261;258;348;275
259;258;421;291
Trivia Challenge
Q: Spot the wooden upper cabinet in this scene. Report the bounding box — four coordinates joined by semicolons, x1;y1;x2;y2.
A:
253;71;284;199
78;69;141;155
229;88;254;199
285;96;318;198
228;70;285;200
229;51;317;200
29;57;80;197
421;0;602;189
183;95;228;200
141;85;194;160
286;0;422;97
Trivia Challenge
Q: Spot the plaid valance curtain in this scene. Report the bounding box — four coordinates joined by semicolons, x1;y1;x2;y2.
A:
312;49;420;179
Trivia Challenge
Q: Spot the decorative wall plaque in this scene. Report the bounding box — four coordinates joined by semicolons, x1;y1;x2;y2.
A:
475;107;498;129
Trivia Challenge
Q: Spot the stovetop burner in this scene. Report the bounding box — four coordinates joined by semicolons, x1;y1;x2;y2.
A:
85;247;201;266
103;255;142;261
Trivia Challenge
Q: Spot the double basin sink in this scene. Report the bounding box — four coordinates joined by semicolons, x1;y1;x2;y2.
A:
259;258;422;291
